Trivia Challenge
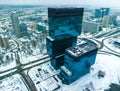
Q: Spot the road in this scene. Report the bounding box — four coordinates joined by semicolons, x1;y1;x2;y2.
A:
94;28;120;38
0;29;120;91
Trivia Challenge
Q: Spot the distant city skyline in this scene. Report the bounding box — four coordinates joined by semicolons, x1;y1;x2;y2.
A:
0;0;120;8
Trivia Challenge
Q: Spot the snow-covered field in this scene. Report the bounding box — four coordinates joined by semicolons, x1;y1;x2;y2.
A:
103;38;120;54
0;74;29;91
28;53;120;91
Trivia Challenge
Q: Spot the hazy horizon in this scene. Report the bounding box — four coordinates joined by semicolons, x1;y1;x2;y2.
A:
0;0;120;8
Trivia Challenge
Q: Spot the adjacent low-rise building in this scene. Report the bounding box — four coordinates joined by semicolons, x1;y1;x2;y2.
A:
59;38;98;84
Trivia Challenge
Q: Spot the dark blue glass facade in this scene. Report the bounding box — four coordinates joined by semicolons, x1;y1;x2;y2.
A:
95;8;110;18
59;38;98;84
46;7;84;70
48;8;84;40
95;9;101;18
19;23;28;36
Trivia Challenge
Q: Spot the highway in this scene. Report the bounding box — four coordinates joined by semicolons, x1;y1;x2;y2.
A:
94;28;120;38
0;27;120;91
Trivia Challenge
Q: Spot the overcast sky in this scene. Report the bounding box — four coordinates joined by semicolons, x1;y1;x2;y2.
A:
0;0;120;7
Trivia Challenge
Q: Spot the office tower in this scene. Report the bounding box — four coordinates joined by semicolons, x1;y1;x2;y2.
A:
100;8;110;16
19;23;28;36
95;9;101;18
108;15;117;25
0;35;4;47
59;38;98;84
47;7;84;69
82;21;100;33
115;16;120;26
48;8;84;40
46;36;77;57
94;8;110;18
2;36;10;48
102;16;109;27
11;12;21;37
0;34;10;48
0;31;10;48
47;36;77;69
0;30;4;47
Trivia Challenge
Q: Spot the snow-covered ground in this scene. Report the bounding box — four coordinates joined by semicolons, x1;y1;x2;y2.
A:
18;33;47;64
103;37;120;54
0;74;29;91
67;53;120;91
28;62;61;91
28;53;120;91
0;38;17;72
0;52;17;72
